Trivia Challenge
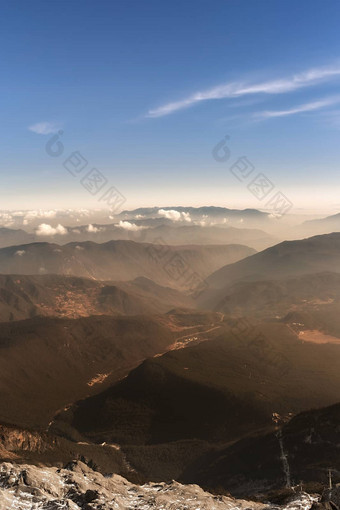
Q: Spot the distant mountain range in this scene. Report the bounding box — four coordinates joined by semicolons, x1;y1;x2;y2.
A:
297;212;340;237
138;224;276;250
304;212;340;227
120;206;269;219
0;223;276;251
0;240;255;289
199;232;340;309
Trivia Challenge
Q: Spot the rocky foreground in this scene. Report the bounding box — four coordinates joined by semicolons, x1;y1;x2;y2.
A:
0;461;318;510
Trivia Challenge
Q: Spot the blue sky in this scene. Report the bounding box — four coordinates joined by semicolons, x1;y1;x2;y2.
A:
1;0;340;212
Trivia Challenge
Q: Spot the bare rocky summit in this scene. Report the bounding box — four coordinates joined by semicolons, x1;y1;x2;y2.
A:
0;460;315;510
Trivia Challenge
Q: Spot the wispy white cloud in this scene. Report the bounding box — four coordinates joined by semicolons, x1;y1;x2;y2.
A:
118;220;146;231
86;224;104;233
158;209;191;222
36;223;67;236
256;96;340;119
28;122;62;135
147;64;340;118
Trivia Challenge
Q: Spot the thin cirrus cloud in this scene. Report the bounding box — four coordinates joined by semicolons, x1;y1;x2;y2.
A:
28;121;62;135
256;96;340;119
146;64;340;118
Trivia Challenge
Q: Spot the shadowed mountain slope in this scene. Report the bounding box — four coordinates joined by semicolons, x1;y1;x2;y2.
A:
53;320;340;447
0;315;177;429
185;401;340;497
0;309;222;430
